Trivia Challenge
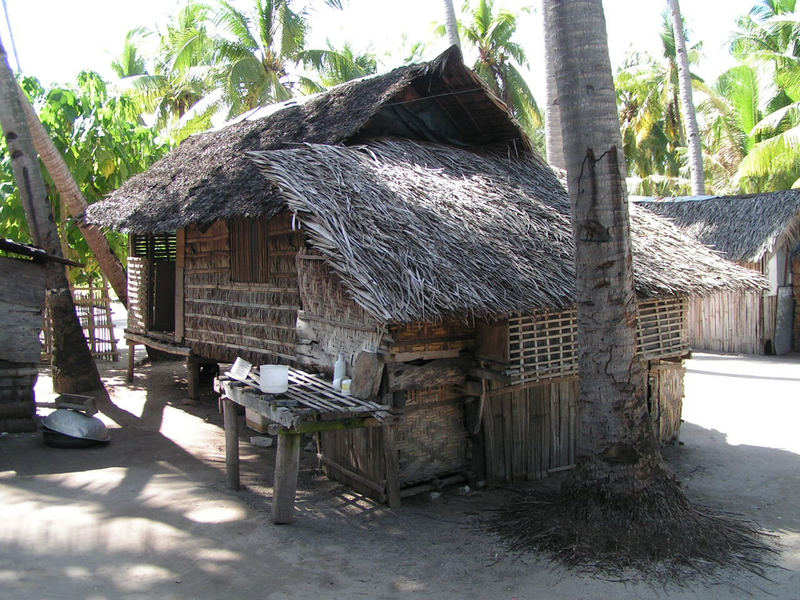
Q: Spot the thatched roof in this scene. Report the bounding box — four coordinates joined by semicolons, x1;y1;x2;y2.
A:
86;46;527;233
245;139;764;323
635;190;800;263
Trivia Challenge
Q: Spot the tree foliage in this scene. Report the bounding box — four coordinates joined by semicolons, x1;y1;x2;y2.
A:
0;72;169;282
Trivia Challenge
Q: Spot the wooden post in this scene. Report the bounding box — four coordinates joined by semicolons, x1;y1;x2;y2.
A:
223;397;241;490
272;430;301;524
382;425;402;509
187;355;200;401
126;340;135;383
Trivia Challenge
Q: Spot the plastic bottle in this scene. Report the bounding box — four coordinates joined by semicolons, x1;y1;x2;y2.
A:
333;353;346;390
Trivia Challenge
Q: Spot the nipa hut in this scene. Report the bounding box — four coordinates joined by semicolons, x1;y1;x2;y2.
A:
85;47;763;501
636;191;800;355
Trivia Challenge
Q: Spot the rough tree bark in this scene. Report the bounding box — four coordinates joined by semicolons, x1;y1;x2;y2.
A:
0;39;102;393
542;0;565;171
668;0;705;195
16;83;129;308
442;0;461;50
546;0;662;491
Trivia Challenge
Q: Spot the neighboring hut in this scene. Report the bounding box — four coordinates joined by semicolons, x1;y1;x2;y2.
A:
636;192;800;355
0;239;77;432
86;48;763;500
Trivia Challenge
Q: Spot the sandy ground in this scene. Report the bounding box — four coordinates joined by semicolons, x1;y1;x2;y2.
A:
1;346;798;599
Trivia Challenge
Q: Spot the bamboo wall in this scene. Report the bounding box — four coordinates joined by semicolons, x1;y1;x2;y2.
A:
483;378;577;483
127;256;149;334
508;297;689;384
295;250;387;371
648;360;684;442
320;319;474;497
182;213;303;364
686;291;764;355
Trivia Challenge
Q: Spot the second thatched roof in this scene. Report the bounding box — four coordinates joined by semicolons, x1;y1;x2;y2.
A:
246;139;764;323
635;190;800;263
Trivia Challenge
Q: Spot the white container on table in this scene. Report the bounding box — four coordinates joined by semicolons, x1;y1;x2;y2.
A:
259;364;289;394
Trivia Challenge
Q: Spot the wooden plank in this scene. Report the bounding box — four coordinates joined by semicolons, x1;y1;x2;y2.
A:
0;256;46;308
223;398;241;490
350;351;384;399
125;332;191;356
382;426;402;509
272;431;301;524
474;318;509;363
386;358;467;392
0;302;44;363
390;349;463;362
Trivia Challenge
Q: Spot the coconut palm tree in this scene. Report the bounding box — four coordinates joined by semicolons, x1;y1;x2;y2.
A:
0;39;102;393
442;0;461;49
545;0;661;493
728;0;800;189
668;0;705;194
116;3;218;141
456;0;543;145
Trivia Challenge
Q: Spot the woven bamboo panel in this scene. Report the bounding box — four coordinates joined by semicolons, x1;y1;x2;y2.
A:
296;250;386;365
509;298;689;383
637;297;689;360
182;214;302;364
127;257;149;333
390;320;475;358
508;310;578;383
394;385;469;485
71;282;118;361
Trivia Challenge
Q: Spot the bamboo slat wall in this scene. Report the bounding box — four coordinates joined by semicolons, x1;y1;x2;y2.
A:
182;213;303;364
686;291;763;355
648;361;684;442
483;378;577;483
763;294;777;351
127;257;149;334
295;250;386;370
508;297;689;384
320;319;473;497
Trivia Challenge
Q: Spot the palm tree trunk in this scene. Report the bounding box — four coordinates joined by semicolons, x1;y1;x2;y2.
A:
668;0;705;195
0;39;102;393
15;83;129;308
542;0;565;170
442;0;461;50
546;0;662;491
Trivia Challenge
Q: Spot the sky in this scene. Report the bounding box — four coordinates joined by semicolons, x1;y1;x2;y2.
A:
0;0;758;100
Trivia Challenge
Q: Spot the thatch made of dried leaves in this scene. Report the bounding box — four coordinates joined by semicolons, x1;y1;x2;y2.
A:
635;191;800;263
85;46;524;233
248;139;765;323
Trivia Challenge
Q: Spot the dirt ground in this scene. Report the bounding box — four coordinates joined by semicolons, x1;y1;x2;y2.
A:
1;348;799;599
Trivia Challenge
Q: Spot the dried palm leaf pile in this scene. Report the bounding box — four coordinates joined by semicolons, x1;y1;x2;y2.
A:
487;471;777;585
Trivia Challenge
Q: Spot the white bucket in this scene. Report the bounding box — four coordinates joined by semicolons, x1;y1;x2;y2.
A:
259;365;289;394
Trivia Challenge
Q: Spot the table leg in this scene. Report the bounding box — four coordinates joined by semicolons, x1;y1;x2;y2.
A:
126;341;135;383
272;430;301;524
223;398;240;490
187;356;200;401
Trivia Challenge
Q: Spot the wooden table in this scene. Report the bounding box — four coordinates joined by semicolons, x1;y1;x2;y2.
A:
215;369;397;523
